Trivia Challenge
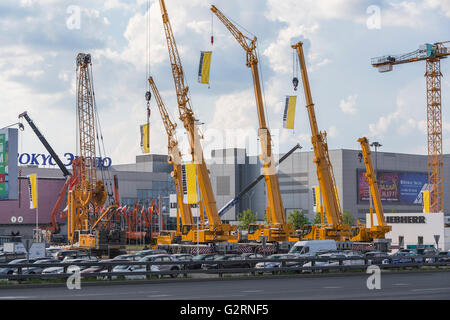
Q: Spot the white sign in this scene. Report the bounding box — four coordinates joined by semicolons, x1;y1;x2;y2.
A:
29;242;46;259
169;194;177;218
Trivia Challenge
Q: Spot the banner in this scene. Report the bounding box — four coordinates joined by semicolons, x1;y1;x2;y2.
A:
140;123;150;154
423;190;430;213
283;96;297;129
0;128;18;200
182;163;197;204
312;186;322;213
27;174;38;209
198;51;212;84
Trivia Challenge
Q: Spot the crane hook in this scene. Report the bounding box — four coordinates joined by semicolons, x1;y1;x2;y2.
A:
292;77;299;91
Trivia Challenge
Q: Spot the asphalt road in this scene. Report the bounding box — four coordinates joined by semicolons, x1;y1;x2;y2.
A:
0;271;449;300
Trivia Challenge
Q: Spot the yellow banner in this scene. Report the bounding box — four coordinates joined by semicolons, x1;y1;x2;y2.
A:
313;185;322;213
423;190;430;213
283;96;297;129
27;174;37;209
182;163;198;204
140;123;150;154
198;51;212;84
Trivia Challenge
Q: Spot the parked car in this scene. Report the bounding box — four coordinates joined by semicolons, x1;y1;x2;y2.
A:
171;254;194;262
42;258;92;274
112;254;140;261
0;252;26;263
302;253;351;273
185;254;220;270
13;259;60;275
134;249;167;259
364;251;388;265
202;254;253;270
62;255;97;262
138;254;182;278
426;250;450;263
254;254;299;274
0;259;33;275
46;247;62;258
54;250;84;261
382;251;423;265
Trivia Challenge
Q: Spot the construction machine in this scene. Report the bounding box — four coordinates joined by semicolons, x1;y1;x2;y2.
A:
67;53;125;255
351;137;392;242
292;41;354;241
148;76;198;245
211;5;299;243
18;111;72;238
157;0;239;243
371;41;450;213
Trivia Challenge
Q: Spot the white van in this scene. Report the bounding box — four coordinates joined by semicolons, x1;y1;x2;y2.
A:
288;240;337;255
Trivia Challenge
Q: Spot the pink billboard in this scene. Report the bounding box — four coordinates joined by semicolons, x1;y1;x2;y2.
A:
359;171;399;202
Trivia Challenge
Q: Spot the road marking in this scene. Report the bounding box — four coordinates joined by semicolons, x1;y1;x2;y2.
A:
241;290;263;293
392;283;409;286
0;296;34;299
322;286;342;289
411;287;450;292
147;294;171;298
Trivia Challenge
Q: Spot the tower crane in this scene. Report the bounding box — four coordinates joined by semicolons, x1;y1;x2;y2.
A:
148;76;197;244
371;41;450;213
353;137;391;241
158;0;238;243
292;41;353;241
211;5;299;242
67;53;124;254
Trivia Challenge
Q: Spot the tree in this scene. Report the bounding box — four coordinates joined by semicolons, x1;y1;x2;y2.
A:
287;210;309;230
313;212;322;224
237;209;257;230
342;210;356;226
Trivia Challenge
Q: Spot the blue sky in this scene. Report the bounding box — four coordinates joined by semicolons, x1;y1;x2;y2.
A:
2;0;450;165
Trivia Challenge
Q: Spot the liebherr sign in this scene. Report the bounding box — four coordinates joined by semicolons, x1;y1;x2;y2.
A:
18;152;112;168
385;216;426;224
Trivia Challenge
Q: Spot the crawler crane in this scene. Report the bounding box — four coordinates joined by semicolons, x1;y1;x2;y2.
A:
211;5;299;243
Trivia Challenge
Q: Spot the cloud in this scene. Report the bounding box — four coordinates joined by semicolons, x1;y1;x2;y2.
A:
339;94;358;114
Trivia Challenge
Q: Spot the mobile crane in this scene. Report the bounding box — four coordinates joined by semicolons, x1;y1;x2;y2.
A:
292;41;353;241
371;41;450;213
67;53;124;255
158;0;238;243
211;5;299;243
18;111;72;238
148;76;197;244
352;137;391;242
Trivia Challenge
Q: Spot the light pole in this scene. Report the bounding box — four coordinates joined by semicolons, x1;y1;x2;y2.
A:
370;141;382;177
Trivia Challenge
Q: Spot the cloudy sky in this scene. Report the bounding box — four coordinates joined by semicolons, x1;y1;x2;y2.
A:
2;0;450;166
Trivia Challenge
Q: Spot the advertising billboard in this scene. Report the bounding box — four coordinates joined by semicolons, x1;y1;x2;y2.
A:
358;170;427;205
0;128;18;200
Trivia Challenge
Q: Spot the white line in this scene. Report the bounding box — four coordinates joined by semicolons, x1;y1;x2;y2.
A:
0;296;35;299
411;287;450;292
392;283;409;286
147;294;171;298
241;290;263;293
322;286;342;289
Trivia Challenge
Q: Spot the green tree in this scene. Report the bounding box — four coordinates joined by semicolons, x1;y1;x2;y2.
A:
287;209;309;230
237;209;257;230
342;210;356;226
313;212;322;224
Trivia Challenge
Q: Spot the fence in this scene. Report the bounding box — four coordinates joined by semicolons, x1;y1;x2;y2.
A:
0;254;448;282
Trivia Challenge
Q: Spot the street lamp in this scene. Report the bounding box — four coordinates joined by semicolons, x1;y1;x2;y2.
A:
370;141;382;177
0;122;24;131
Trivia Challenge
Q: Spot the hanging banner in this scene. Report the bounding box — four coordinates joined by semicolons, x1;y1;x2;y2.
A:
140;123;150;154
312;185;322;213
182;163;197;204
27;174;38;209
423;190;430;213
283;96;297;129
198;51;212;84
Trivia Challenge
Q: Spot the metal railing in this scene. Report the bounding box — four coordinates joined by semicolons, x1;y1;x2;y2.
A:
0;254;448;283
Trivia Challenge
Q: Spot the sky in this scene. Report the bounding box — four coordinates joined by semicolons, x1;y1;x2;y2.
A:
2;0;450;166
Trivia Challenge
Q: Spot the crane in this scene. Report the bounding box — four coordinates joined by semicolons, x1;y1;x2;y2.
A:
211;5;299;242
371;41;450;213
292;41;353;241
68;53;123;254
19;111;72;236
352;137;391;241
148;76;197;244
158;0;238;243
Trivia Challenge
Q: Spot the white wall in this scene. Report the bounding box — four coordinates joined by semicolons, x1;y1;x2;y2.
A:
366;212;447;251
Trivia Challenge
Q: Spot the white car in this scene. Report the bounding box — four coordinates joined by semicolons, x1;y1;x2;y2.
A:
302;253;349;272
254;254;298;274
42;259;92;274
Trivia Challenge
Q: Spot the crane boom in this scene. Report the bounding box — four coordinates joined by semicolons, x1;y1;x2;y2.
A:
211;5;286;226
292;42;344;227
148;76;194;226
371;41;450;213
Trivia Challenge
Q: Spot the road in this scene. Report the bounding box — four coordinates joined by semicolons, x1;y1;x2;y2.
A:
0;271;449;300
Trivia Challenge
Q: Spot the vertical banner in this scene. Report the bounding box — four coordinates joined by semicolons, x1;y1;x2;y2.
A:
312;186;322;213
198;51;212;84
283;96;297;129
181;163;198;204
423;190;430;213
27;174;38;209
0;133;6;198
140;123;150;154
0;128;18;200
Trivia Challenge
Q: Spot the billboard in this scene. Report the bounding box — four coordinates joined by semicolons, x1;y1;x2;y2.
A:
0;128;18;200
358;170;427;205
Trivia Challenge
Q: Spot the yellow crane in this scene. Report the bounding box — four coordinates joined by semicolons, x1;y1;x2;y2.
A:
148;76;199;244
292;42;353;241
371;41;450;213
67;53;122;254
211;5;299;243
158;0;238;243
353;137;391;241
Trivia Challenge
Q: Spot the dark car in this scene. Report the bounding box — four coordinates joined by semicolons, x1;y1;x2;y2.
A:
134;249;167;259
185;254;220;270
13;259;60;275
55;250;89;261
0;258;35;275
382;251;423;265
171;254;194;262
202;254;253;270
